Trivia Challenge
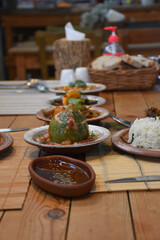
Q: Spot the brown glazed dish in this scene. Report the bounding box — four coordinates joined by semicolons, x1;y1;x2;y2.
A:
112;128;160;158
0;132;13;153
28;155;96;198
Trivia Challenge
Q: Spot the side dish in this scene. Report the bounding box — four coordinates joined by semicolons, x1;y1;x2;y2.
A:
41;105;100;121
58;80;97;92
36;103;96;145
127;117;160;149
49;89;98;106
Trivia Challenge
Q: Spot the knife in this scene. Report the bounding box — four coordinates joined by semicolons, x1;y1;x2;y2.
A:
0;128;29;133
104;175;160;183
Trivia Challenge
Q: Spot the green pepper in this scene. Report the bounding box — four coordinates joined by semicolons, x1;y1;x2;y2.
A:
75;80;87;89
49;103;89;144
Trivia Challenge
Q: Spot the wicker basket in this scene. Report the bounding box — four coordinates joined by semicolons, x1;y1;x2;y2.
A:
88;66;159;91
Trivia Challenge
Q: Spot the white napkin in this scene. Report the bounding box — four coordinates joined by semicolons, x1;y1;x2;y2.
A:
106;9;126;22
65;22;85;41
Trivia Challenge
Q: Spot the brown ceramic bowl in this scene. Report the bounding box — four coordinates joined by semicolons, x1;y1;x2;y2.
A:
49;83;106;94
112;128;160;158
28;155;96;198
24;125;110;155
36;106;110;124
0;132;13;153
47;95;107;107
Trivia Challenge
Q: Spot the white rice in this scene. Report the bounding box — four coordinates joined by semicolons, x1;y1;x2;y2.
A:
128;117;160;149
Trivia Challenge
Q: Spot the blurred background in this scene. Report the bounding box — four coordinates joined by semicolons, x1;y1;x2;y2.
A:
0;0;160;80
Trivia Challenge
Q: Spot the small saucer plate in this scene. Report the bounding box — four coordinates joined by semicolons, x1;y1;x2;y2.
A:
49;83;106;94
48;95;107;107
0;132;13;153
28;155;96;198
112;128;160;158
36;106;110;124
24;125;110;155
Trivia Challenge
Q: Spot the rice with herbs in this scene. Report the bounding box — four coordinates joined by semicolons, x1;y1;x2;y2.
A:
128;117;160;149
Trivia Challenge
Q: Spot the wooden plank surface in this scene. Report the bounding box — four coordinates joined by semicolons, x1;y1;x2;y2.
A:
0;115;43;210
128;90;160;240
0;116;16;127
113;91;147;120
0;211;4;219
142;90;160;109
0;90;160;240
0;183;70;240
67;192;134;240
129;190;160;240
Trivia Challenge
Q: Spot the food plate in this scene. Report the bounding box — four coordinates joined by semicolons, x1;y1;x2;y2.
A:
112;128;160;158
0;132;13;153
24;125;110;155
49;83;106;94
28;155;95;198
36;106;110;124
47;95;106;107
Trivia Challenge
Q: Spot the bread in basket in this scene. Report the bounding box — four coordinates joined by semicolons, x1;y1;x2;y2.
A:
88;55;159;91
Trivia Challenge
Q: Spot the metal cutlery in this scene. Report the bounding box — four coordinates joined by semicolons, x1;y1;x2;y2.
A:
0;79;49;93
0;128;29;133
105;175;160;183
109;114;132;127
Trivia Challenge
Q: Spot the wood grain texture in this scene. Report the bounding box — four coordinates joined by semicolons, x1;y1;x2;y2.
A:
67;192;134;240
0;115;42;210
54;38;91;79
142;90;160;109
129;190;160;240
1;89;160;240
0;183;70;240
113;91;147;121
9;115;43;129
0;211;4;219
0;116;16;127
0;131;39;210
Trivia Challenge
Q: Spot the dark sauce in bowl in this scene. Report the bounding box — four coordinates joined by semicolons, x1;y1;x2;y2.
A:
35;159;90;185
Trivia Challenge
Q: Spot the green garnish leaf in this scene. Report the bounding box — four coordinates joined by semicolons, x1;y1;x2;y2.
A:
69;82;75;88
75;80;87;89
68;98;84;110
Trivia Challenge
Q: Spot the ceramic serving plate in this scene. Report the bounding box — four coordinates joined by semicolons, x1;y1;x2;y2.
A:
36;106;110;124
112;128;160;158
49;83;106;94
0;132;13;153
47;95;107;107
24;125;110;155
28;155;96;198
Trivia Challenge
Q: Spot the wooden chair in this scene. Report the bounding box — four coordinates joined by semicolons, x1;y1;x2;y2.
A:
117;27;160;56
35;29;103;80
35;30;65;80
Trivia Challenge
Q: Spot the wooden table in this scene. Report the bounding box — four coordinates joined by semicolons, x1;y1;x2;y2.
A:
0;87;160;240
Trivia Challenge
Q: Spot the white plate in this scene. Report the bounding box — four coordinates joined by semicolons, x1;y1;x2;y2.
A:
47;95;106;107
24;125;110;155
112;128;160;158
36;106;110;124
49;83;106;94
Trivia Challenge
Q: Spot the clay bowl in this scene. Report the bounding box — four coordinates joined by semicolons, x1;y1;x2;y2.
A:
0;132;13;153
36;106;110;124
112;128;160;158
28;155;96;198
24;125;110;155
